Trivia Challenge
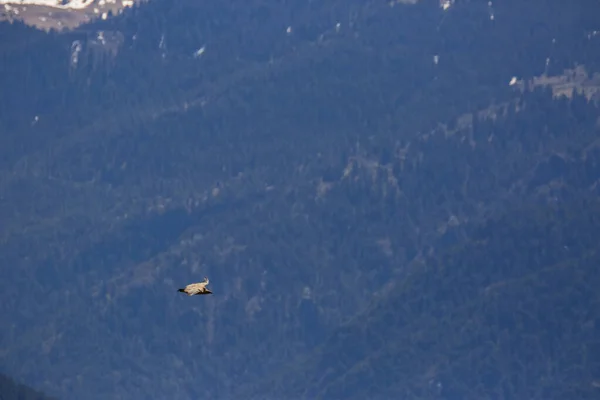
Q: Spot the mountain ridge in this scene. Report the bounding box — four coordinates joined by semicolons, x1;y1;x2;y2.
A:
1;0;600;399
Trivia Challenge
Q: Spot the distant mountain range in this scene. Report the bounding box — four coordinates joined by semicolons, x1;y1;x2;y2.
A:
1;0;600;399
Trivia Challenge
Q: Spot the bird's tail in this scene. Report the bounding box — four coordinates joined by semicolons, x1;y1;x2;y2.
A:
177;288;185;293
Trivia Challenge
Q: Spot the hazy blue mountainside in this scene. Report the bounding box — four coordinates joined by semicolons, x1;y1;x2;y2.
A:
1;0;600;399
1;0;598;166
248;196;600;400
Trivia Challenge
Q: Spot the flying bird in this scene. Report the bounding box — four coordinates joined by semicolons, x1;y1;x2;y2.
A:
178;277;213;296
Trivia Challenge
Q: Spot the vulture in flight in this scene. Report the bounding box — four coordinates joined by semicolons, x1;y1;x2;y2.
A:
178;276;213;296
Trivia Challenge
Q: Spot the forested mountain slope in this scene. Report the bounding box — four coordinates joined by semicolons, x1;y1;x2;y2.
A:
1;0;600;399
245;194;600;400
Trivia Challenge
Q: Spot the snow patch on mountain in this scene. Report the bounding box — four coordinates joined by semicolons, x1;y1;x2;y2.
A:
1;0;138;30
1;0;96;10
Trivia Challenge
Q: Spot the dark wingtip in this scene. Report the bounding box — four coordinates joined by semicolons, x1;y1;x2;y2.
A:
177;288;185;292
